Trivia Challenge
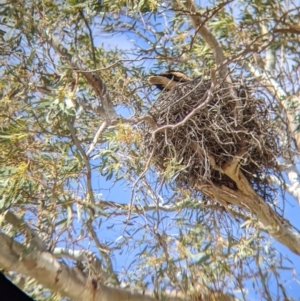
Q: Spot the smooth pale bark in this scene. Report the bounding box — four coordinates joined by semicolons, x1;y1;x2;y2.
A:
197;155;300;255
183;0;229;80
0;233;170;301
0;232;237;301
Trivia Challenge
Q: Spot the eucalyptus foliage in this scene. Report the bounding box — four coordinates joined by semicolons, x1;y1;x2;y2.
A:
0;0;300;300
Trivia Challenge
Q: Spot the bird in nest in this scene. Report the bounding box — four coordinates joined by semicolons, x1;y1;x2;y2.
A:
148;70;191;91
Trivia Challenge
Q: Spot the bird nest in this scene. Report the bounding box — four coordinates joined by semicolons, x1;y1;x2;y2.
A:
141;77;280;199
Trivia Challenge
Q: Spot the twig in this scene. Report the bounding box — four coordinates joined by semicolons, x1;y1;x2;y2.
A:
152;70;216;137
67;118;95;204
3;211;46;251
87;121;108;156
40;29;117;120
182;0;242;126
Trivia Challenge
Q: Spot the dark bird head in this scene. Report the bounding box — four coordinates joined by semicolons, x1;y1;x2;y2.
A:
148;70;190;91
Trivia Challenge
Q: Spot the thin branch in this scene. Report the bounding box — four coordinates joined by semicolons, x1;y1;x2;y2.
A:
260;22;275;72
199;182;300;255
274;24;300;35
67;118;95;204
2;211;46;251
180;0;243;126
87;121;108;156
152;70;216;136
79;10;97;69
182;0;232;81
285;165;300;205
245;62;300;152
85;220;119;286
52;248;120;286
40;29;117;120
114;116;157;127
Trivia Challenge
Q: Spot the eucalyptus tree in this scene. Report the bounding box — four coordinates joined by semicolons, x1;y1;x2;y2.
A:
0;0;300;300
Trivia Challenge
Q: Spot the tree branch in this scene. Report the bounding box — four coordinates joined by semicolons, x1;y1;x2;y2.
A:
40;30;117;120
2;211;46;251
0;232;181;301
245;62;300;152
182;0;231;81
180;0;242;126
197;159;300;255
0;233;237;301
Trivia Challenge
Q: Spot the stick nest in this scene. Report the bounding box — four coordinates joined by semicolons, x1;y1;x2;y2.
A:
141;77;280;199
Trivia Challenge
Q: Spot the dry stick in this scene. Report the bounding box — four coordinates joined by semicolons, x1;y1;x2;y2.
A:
152;70;217;136
114;116;157;128
124;77;217;224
